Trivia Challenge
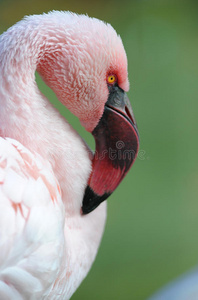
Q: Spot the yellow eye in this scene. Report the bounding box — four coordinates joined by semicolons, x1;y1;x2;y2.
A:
107;74;117;85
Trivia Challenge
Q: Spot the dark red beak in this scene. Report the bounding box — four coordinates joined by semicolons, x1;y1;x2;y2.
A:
82;84;139;214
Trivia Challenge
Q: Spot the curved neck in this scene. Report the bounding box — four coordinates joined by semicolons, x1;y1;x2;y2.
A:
0;16;91;215
0;18;49;131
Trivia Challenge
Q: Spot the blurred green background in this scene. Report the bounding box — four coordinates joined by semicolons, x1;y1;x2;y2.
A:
1;0;198;299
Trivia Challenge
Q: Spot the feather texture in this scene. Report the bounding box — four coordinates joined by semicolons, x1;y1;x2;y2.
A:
0;10;131;299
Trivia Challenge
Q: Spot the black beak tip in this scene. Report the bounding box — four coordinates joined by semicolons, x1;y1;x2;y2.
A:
82;185;110;215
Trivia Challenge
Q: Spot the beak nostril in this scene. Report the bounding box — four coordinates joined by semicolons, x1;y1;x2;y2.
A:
125;106;135;125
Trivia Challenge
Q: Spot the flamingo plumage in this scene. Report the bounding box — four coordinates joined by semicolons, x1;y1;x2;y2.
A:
0;11;139;299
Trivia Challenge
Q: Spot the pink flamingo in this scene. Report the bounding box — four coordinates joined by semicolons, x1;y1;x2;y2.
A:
0;11;139;299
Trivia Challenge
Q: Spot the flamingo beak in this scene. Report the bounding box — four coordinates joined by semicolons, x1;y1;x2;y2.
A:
82;84;139;214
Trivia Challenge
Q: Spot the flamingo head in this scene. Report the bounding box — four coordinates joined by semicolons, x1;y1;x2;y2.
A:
37;12;139;214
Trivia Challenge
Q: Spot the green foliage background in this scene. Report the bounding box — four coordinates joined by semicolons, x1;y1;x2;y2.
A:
0;0;198;299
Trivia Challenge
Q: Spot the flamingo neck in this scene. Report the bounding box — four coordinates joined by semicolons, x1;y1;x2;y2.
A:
0;16;91;215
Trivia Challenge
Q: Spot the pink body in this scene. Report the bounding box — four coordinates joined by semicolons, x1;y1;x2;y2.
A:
0;11;130;299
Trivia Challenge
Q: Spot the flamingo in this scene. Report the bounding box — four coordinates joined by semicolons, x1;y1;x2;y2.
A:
0;11;139;299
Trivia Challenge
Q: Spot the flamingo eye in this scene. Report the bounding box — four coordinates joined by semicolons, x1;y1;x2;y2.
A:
107;74;117;85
